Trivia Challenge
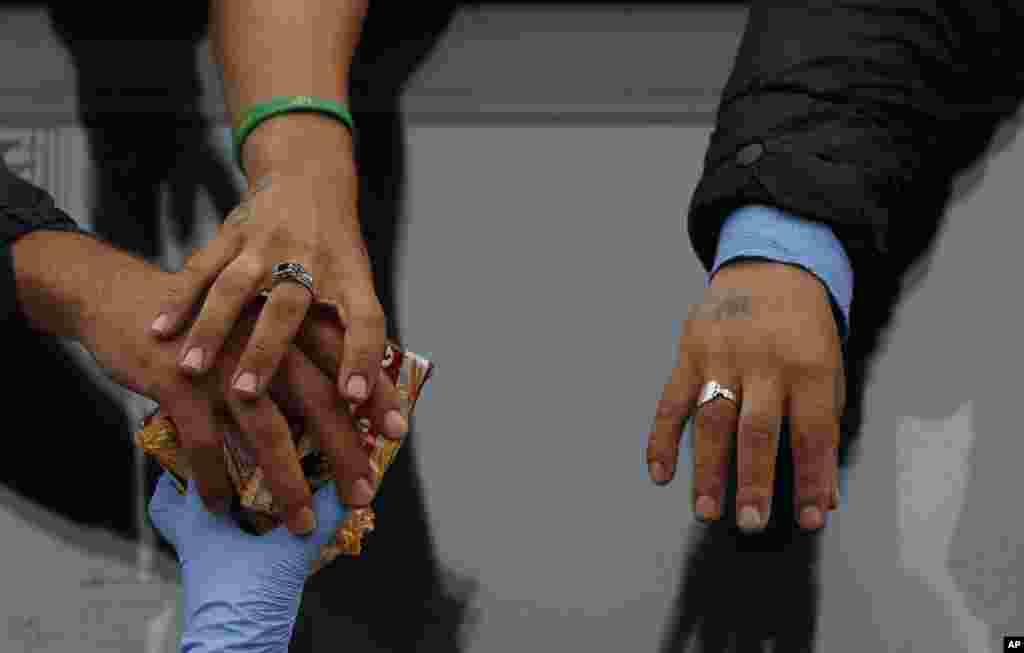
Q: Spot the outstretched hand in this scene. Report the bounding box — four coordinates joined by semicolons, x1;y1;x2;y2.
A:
646;260;844;532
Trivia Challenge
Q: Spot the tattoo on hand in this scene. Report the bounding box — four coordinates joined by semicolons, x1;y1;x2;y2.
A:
224;175;273;226
692;290;754;322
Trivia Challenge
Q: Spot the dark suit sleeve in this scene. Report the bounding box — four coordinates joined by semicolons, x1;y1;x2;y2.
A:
688;0;1024;278
0;164;89;327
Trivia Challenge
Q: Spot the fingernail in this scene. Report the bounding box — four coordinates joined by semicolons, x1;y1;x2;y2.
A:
151;313;171;334
346;375;368;401
182;347;204;372
738;505;762;532
290;507;317;535
694;495;717;521
649;462;670;485
384;410;408;437
800;505;823;530
234;371;259;394
351;478;376;505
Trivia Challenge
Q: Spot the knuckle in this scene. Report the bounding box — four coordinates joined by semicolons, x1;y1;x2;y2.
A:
266;225;314;253
247;339;274;362
693;445;728;474
218;271;257;300
739;417;778;450
353;306;387;333
788;349;841;378
182;429;220;452
795;465;828;496
312;246;333;270
646;431;677;458
231;258;266;290
163;280;189;306
656;396;689;419
792;431;834;465
694;405;736;435
692;466;725;496
269;293;308;323
181;254;207;279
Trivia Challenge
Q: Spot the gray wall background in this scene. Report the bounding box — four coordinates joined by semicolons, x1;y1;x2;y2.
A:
1;5;1020;652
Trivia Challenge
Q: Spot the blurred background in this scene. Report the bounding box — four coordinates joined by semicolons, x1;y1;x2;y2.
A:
0;3;1020;652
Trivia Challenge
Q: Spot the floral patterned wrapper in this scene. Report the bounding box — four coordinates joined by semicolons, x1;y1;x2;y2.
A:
134;341;434;575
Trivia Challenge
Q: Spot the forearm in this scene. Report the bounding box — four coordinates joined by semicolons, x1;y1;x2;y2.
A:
12;229;161;342
211;0;369;178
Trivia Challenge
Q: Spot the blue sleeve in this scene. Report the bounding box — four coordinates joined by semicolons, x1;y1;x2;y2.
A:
709;205;853;341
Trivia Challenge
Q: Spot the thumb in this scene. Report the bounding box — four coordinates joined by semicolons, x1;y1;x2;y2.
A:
184;478;236;535
308;482;350;550
148;472;186;549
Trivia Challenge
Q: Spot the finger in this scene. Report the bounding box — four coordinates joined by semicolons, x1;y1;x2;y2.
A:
735;375;784;533
225;390;317;536
178;256;266;377
294;302;344;372
360;370;407;440
265;481;350;559
690;373;741;523
309;481;350;547
277;346;376;508
334;285;388;405
183;478;235;533
166;395;234;515
646;356;703;486
151;232;242;339
295;311;407;438
788;376;841;531
230;279;313;400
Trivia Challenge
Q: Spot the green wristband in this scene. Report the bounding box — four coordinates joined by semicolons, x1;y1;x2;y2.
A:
232;96;355;175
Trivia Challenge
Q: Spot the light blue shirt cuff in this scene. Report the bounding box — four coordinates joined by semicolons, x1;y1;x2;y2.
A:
709;205;854;341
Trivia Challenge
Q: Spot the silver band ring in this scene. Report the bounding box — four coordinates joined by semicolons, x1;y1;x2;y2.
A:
697;381;739;409
270;262;315;297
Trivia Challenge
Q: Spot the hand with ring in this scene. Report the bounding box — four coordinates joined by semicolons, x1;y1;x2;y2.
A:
147;136;405;521
149;162;395;412
646;260;845;533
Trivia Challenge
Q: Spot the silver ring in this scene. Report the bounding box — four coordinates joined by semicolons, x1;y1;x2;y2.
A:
270;262;315;297
697;381;739;409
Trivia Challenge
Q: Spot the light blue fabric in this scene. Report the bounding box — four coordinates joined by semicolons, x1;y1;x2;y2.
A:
709;204;854;341
149;474;348;653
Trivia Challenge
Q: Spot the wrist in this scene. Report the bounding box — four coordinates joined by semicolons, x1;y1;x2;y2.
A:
181;575;301;653
241;110;356;181
182;602;296;653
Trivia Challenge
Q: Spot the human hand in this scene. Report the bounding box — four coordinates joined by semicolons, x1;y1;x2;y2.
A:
77;258;378;535
646;260;844;532
148;129;401;425
148;473;348;651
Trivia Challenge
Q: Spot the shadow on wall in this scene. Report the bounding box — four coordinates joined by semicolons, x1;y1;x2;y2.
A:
885;111;1024;653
